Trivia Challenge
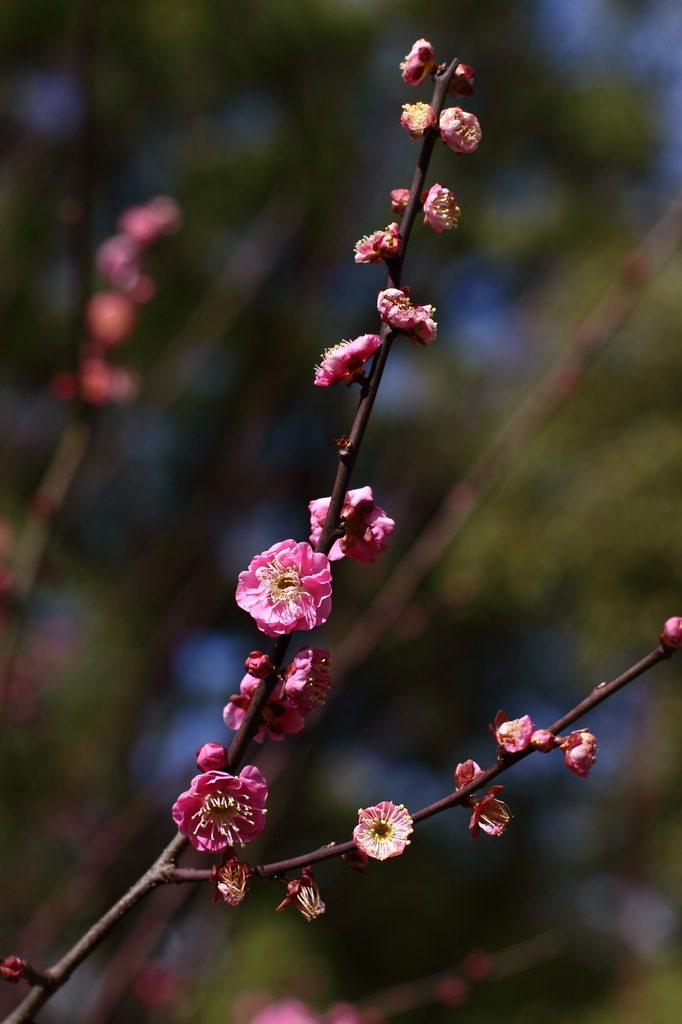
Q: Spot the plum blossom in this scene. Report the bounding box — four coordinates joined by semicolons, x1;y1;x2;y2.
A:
224;674;305;742
276;867;326;922
172;766;267;853
196;742;228;772
660;616;682;651
467;786;511;838
314;334;381;387
79;359;139;405
353;801;413;860
422;184;460;233
244;650;274;678
455;759;484;787
236;539;332;636
96;234;141;289
559;730;598;778
118;196;182;245
309;486;395;563
390;188;410;215
251;1000;322;1024
85;291;137;347
400;101;436;138
0;956;24;983
377;286;437;345
211;848;251;905
354;223;401;263
530;729;555;752
439;107;481;153
489;710;534;753
284;647;331;712
400;38;436;86
449;63;476;97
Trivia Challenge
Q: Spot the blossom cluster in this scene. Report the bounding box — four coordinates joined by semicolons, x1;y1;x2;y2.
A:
51;196;181;406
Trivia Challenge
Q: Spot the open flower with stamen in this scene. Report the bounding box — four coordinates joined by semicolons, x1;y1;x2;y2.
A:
422;184;460;233
211;848;251;905
314;334;381;387
439;107;481;153
276;867;326;922
377;287;437;345
309;486;395;563
400;101;436;139
489;710;534;753
467;786;511;839
236;539;332;636
448;63;476;97
224;674;305;742
400;38;436;86
172;766;267;853
390;188;410;215
284;647;331;712
558;729;598;778
353;801;413;860
354;223;401;263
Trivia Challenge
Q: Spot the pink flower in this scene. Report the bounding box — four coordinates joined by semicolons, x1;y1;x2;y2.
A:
530;729;555;753
353;801;413;860
118;195;182;245
196;742;228;772
390;188;411;215
422;183;460;233
210;848;251;905
251;999;322;1024
439;106;482;154
284;647;331;712
244;650;274;678
559;730;598;779
400;38;436;86
455;759;484;787
326;1005;362;1024
223;674;305;742
96;234;141;289
489;710;534;753
0;956;25;983
235;539;332;636
85;291;137;347
660;616;682;651
172;765;267;852
354;223;401;264
377;287;437;345
309;486;395;563
276;867;326;922
468;786;511;838
449;63;476;97
400;101;436;139
126;274;156;304
314;334;381;387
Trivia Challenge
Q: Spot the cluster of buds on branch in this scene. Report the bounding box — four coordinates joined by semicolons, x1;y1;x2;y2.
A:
51;195;181;406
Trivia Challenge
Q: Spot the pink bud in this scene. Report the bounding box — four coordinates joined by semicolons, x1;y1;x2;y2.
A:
342;848;369;873
118;196;182;246
455;759;483;787
390;188;411;215
0;956;25;983
96;234;141;288
439;107;482;154
559;730;598;779
196;742;229;772
530;729;555;753
125;274;156;304
79;358;115;405
400;38;436;86
660;616;682;651
85;291;137;347
448;64;476;97
245;651;274;678
400;102;436;139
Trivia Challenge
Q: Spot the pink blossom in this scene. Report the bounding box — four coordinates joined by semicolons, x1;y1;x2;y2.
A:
660;616;682;651
223;674;305;742
210;848;251;905
276;867;326;921
390;188;411;215
400;38;436;86
235;539;332;636
171;765;267;852
490;710;534;753
400;101;436;138
0;956;24;983
377;287;437;345
309;486;395;564
326;1005;362;1024
468;786;511;838
245;650;274;677
251;999;322;1024
455;759;484;787
439;106;482;154
284;647;331;712
96;234;141;288
85;291;137;347
118;195;182;245
196;742;228;772
422;184;460;233
449;63;476;97
530;729;555;753
314;334;381;387
559;730;598;779
353;801;413;860
354;223;401;263
126;274;156;304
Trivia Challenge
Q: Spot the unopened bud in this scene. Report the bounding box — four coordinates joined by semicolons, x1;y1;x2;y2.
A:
196;742;228;772
390;188;411;215
342;848;369;873
530;729;555;752
85;291;137;347
244;651;274;678
0;956;25;983
660;616;682;651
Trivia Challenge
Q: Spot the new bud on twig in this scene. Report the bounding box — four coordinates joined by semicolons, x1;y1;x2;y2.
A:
0;956;25;983
342;848;369;873
196;742;228;772
448;64;476;97
245;651;274;678
530;729;555;752
660;616;682;651
390;188;411;215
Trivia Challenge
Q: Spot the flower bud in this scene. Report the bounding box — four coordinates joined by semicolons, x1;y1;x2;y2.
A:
400;38;436;86
342;848;369;873
196;742;229;772
85;291;137;347
390;188;411;215
660;616;682;651
455;759;483;787
0;956;25;983
244;651;274;677
530;729;555;752
448;63;476;97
